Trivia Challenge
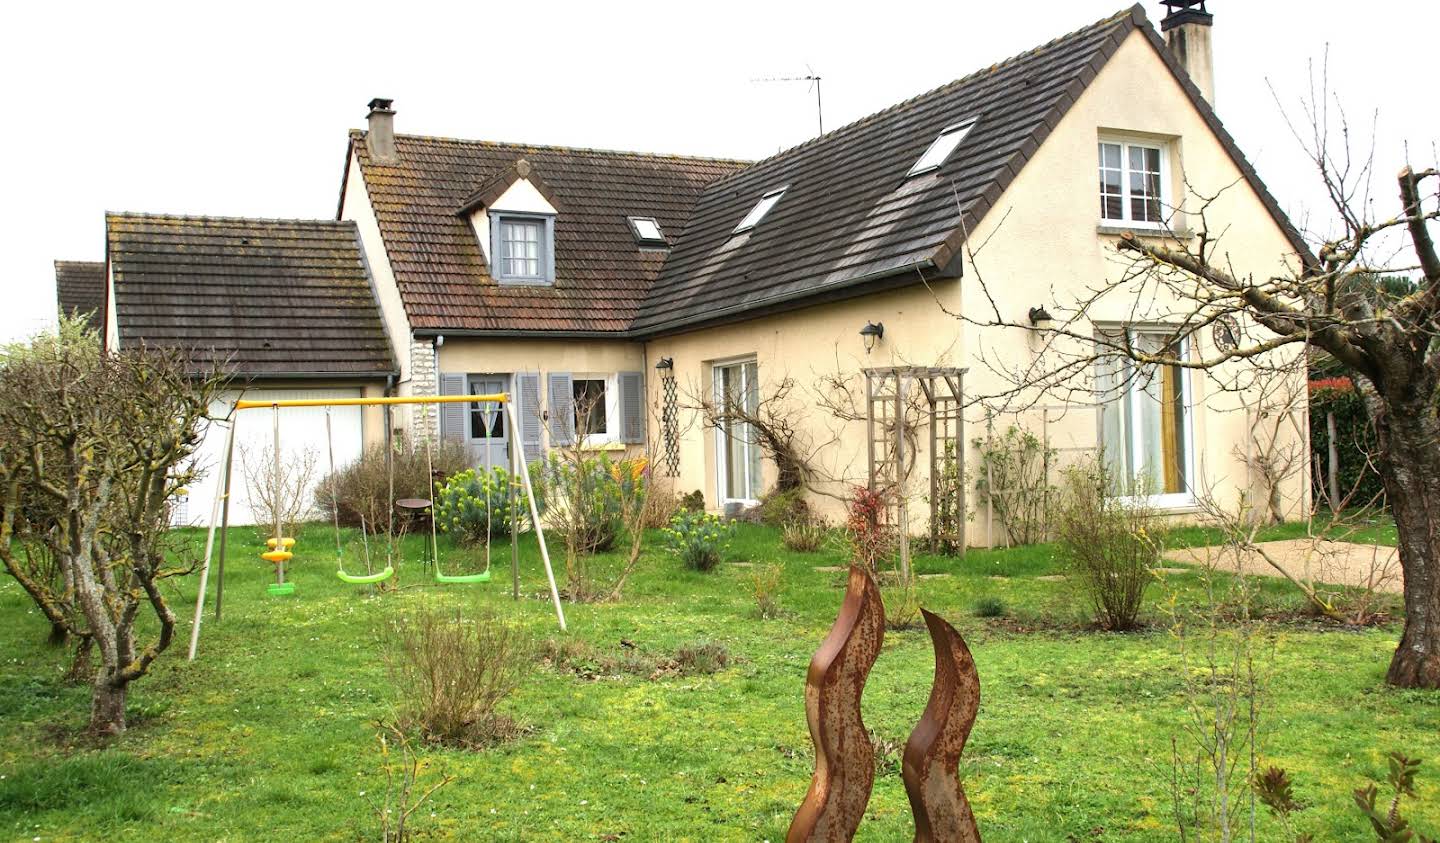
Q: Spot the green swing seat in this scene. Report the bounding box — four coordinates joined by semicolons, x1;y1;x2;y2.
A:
434;567;490;584
336;565;395;585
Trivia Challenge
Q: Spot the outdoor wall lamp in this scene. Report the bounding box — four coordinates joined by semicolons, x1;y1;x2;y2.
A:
655;357;674;371
1027;306;1055;330
859;321;885;353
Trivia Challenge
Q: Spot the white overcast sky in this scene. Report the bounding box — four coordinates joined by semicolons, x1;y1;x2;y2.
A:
1;0;1434;343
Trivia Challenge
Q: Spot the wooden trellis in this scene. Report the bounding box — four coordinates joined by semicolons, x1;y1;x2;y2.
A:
865;366;968;573
660;372;680;477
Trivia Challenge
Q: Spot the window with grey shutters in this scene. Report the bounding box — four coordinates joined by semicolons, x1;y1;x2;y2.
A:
515;372;543;463
438;373;466;443
618;371;644;444
546;372;575;447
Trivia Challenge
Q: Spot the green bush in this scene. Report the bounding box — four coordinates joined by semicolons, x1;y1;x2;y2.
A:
973;596;1007;618
663;510;734;571
1309;378;1385;508
1053;457;1162;631
433;466;536;542
757;487;809;526
533;453;629;555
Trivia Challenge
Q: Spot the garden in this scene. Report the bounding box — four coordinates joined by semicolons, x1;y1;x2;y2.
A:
1;325;1437;842
1;509;1435;840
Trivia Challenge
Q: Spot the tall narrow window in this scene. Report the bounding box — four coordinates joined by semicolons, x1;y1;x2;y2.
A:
572;378;609;438
1098;139;1166;226
714;359;762;503
466;374;509;469
1096;328;1192;503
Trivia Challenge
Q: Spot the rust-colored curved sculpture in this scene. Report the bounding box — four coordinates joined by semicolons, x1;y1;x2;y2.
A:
902;608;982;843
786;565;886;843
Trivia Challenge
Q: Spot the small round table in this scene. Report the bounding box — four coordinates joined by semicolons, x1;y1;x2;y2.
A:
396;498;434;571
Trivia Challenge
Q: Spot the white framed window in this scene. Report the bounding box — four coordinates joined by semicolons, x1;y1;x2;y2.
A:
1095;327;1195;508
1098;138;1167;227
733;188;786;234
907;120;976;177
713;359;762;504
570;374;617;444
627;216;666;246
491;213;555;284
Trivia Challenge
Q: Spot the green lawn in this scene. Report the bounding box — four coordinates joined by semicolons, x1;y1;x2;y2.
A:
0;522;1434;841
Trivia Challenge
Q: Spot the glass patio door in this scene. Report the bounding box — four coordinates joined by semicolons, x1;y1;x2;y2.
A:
714;360;762;504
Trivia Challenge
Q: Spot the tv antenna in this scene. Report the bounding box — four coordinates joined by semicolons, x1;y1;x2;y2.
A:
750;66;824;136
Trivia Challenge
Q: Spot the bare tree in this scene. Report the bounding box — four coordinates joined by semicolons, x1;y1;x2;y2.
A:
238;443;317;541
0;340;224;734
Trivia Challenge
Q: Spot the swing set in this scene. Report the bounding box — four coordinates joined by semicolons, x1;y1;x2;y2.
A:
186;392;566;661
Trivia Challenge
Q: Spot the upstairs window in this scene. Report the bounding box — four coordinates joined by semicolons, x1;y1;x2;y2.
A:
907;121;975;177
628;216;667;247
491;213;555;284
733;188;786;234
1099;139;1166;227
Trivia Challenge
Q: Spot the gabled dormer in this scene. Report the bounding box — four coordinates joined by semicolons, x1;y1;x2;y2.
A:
457;159;560;286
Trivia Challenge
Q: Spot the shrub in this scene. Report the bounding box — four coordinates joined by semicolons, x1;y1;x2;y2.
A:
748;563;784;619
758;487;809;526
782;518;828;553
884;582;922;631
538;637;730;680
533;453;627;555
385;608;529;749
314;434;469;533
845;486;891;571
1053;458;1162;631
679;490;705;512
432;466;533;543
663;510;734;571
641;486;682;530
673;641;731;675
973;596;1008;618
973;424;1055;546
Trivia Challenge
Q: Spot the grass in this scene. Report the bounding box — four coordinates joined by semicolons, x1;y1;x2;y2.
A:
0;520;1434;841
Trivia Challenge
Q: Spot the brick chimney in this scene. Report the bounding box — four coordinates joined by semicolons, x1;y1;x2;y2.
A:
366;98;398;164
1161;1;1215;106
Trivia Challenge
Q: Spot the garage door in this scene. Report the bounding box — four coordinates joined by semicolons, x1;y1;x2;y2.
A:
176;388;365;527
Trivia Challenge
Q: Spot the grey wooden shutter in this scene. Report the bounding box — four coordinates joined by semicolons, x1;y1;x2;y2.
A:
515;372;543;464
439;373;466;444
547;372;575;446
618;371;644;444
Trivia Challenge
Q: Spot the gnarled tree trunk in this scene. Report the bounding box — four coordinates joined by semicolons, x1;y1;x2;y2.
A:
1375;399;1440;688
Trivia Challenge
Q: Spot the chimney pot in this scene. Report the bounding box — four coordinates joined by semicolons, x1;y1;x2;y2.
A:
366;98;398;164
1161;1;1216;107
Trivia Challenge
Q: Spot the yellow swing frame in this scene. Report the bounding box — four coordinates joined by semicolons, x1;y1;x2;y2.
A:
186;392;567;662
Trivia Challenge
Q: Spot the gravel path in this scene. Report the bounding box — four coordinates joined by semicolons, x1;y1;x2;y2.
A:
1166;539;1402;593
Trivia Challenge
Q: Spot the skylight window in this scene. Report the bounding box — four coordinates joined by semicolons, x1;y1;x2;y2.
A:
733;188;787;234
907;121;976;177
628;216;667;246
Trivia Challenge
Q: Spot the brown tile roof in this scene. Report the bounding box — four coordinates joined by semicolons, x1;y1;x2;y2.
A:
107;213;396;377
346;134;747;333
54;260;106;328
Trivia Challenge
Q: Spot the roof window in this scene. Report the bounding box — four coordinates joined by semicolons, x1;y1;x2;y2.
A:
733;188;787;233
628;216;667;246
907;121;975;177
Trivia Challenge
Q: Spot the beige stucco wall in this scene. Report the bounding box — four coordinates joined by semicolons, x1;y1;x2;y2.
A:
645;279;964;525
646;27;1309;544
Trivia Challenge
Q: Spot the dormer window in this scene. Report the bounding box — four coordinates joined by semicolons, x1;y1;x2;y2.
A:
907;121;975;177
628;216;667;247
733;188;786;234
491;212;555;284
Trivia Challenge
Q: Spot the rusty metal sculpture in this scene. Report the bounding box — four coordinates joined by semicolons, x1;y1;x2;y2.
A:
786;565;886;843
789;571;983;842
902;609;982;842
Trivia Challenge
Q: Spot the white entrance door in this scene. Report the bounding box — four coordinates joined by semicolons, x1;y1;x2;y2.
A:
178;387;365;527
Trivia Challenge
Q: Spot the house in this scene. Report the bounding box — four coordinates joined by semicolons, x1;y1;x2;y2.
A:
98;213;397;524
54;260;106;329
337;1;1310;543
